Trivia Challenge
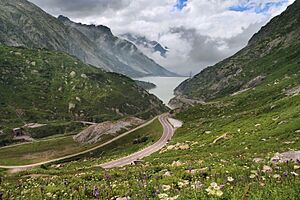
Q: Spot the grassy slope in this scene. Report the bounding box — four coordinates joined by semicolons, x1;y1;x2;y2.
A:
0;45;167;145
175;1;300;101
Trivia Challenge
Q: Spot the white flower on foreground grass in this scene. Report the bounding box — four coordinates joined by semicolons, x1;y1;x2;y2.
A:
273;174;281;179
206;182;223;197
162;185;171;191
158;193;179;200
291;172;299;176
227;177;234;182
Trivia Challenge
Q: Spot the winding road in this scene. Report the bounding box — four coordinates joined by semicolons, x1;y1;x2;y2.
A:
100;114;175;168
0;114;176;172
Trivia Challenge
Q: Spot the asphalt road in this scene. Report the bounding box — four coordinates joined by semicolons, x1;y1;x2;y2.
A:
100;114;175;169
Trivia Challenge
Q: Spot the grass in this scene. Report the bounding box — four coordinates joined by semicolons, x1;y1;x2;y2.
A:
0;45;167;146
0;64;297;199
0;118;163;166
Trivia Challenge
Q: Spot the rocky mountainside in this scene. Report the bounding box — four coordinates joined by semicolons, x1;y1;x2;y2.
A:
58;16;176;77
173;1;300;101
120;33;169;58
0;45;168;144
0;0;176;78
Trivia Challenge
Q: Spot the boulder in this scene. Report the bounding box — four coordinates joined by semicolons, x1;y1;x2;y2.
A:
271;151;300;163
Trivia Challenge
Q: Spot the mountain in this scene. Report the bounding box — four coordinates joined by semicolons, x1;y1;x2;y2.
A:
0;0;176;78
0;45;168;145
173;1;300;102
120;33;169;58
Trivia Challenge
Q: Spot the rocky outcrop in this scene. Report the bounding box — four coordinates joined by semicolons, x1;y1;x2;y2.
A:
73;117;144;144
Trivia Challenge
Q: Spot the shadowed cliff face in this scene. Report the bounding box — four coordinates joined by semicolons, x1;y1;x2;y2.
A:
0;0;176;78
174;1;300;101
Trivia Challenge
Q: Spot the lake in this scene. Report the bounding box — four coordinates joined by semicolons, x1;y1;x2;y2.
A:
135;76;188;107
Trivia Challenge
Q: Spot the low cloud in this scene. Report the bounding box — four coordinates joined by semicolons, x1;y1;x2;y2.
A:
28;0;294;75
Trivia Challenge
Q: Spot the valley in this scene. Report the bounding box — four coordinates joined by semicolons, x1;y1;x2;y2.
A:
0;0;299;199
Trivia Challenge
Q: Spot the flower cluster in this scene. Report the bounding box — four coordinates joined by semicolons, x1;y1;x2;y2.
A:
205;182;223;197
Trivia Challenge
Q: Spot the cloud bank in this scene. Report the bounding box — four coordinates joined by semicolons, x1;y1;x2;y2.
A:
29;0;294;75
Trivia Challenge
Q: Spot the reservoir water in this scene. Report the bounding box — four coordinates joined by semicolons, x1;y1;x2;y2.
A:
135;76;188;107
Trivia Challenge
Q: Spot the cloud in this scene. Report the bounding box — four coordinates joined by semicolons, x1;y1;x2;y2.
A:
28;0;293;75
29;0;131;18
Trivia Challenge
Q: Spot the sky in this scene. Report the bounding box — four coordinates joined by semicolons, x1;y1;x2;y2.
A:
28;0;295;76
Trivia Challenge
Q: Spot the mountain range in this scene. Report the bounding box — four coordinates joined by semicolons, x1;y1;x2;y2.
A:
0;0;176;78
120;33;169;58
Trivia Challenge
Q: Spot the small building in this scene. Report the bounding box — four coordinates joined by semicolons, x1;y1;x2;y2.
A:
13;128;24;137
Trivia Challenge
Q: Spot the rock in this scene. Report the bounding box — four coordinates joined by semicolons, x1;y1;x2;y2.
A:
243;75;266;89
253;158;264;163
271;151;300;163
295;130;300;133
262;165;273;173
178;144;190;150
81;74;88;79
74;117;144;144
166;145;175;150
213;133;228;144
284;85;300;96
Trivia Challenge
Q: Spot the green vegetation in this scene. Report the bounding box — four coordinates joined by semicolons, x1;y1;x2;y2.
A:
0;118;162;166
0;45;167;146
0;2;299;200
135;80;157;90
175;2;300;101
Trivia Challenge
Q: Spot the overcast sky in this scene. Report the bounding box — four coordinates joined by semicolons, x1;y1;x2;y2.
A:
28;0;294;75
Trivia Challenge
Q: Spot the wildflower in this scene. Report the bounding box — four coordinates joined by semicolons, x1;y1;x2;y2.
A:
178;180;189;188
46;192;52;197
93;186;100;197
215;190;224;197
169;195;179;200
273;174;281;179
206;182;223;197
191;181;203;190
283;172;288;177
249;174;256;179
162;185;171;191
227;177;234;182
291;172;299;176
294;165;300;170
158;193;169;199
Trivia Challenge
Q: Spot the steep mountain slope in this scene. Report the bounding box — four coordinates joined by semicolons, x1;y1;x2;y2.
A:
174;1;300;101
120;33;169;58
0;0;175;78
58;16;175;77
0;45;167;144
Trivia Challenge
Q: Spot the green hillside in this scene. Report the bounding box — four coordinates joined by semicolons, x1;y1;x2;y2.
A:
174;1;300;101
0;45;167;145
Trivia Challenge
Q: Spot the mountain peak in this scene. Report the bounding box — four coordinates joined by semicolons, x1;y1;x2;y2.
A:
57;15;71;22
